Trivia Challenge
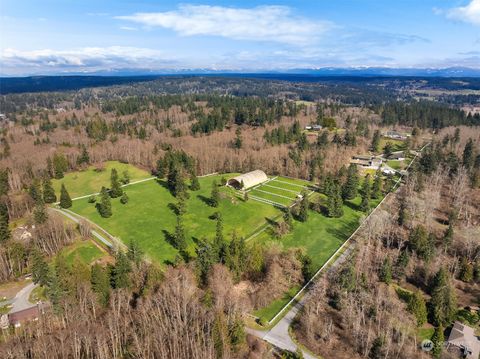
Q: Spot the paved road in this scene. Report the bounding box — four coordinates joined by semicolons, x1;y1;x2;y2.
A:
10;282;38;312
248;244;355;358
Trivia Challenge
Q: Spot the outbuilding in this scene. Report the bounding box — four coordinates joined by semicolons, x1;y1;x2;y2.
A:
227;170;268;190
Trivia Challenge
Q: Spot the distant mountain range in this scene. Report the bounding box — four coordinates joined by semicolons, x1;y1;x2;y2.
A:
1;67;480;94
1;66;480;78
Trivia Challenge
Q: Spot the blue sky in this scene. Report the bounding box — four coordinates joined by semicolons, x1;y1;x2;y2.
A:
1;0;479;75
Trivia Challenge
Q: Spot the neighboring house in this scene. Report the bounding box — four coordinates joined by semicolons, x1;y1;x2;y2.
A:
446;321;480;359
305;124;322;131
384;131;408;140
1;303;48;329
227;170;268;190
351;155;383;169
387;151;406;161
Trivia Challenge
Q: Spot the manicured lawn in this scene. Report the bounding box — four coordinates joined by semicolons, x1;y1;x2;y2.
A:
417;327;435;341
61;240;106;265
379;137;405;152
257;195;379;270
387;160;404;170
28;286;47;303
52;161;151;198
70;174;282;264
254;285;301;322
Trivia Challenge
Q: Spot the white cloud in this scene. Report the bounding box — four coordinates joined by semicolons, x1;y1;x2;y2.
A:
0;46;178;74
120;26;138;31
446;0;480;25
116;5;332;45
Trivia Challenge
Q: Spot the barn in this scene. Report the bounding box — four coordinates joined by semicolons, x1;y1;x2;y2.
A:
227;170;268;190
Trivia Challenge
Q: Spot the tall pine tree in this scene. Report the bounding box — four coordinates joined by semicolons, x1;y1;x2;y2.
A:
97;186;112;217
59;184;72;208
42;178;57;203
360;174;371;212
342;164;359;200
110;168;123;198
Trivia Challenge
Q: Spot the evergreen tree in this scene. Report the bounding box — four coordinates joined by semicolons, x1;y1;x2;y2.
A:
379;257;392;284
31;249;50;286
326;182;344;218
29;179;42;203
443;223;454;248
431;268;457;326
211;180;220;207
110;168;123;198
90;263;110;307
120;191;129;204
463;138;474;169
317;130;329;148
459;258;474;283
59;184;72;208
383;142;394;158
298;193;309;222
394;249;409;279
431;325;444;359
127;239;144;265
42;178;57;203
407;290;427;326
195;237;216;286
342;164;359;200
371;170;382;199
33;200;48;224
360;174;371;212
97;186;112;217
112;251;131;289
190;173;200;191
233;128;243;149
53;152;68;179
174;214;187;252
0;202;11;243
398;200;408;226
371;130;381;152
46;267;62;311
214;213;226;262
408;225;435;262
77;145;90;165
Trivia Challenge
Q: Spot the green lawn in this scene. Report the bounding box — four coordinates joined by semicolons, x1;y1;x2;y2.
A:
70;174;282;264
254;285;301;322
417;327;435;341
256;195;378;269
387;160;404;170
379;137;405;153
52;161;151;198
61;240;106;265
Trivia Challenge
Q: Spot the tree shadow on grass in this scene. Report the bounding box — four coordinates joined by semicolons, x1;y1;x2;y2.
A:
162;229;176;248
167;202;180;215
197;194;213;207
344;199;361;212
155;178;169;189
325;222;357;241
265;217;278;227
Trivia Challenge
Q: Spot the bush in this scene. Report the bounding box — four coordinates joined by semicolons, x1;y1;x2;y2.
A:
120;192;129;204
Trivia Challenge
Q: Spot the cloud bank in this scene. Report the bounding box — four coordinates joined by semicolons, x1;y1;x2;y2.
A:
447;0;480;25
116;5;332;45
0;47;177;75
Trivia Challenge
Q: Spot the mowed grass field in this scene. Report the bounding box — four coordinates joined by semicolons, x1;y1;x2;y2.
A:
52;161;151;198
71;174;282;264
253;193;382;322
58;239;107;266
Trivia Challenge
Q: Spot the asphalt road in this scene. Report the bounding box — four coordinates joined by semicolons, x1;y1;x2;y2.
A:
248;244;355;359
10;281;38;312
